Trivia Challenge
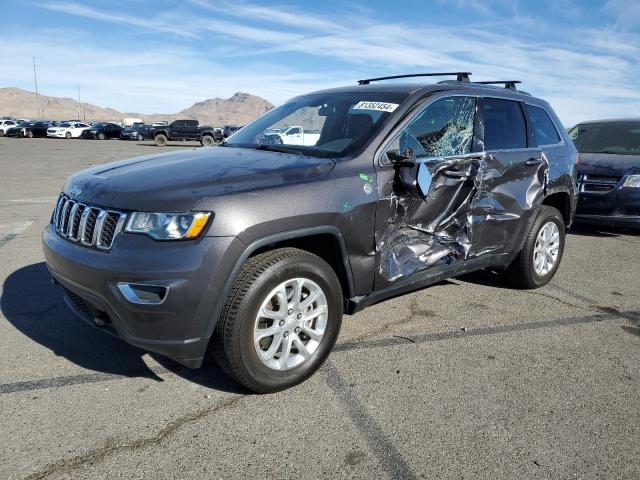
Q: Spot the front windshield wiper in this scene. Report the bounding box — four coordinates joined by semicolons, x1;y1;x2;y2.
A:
253;144;305;155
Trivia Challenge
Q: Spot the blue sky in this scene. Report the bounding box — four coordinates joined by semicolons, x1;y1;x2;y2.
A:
1;0;639;125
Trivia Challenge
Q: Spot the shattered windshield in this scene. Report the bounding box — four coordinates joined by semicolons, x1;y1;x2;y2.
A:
225;92;409;158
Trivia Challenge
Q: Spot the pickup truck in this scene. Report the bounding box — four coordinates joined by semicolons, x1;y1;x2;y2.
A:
265;126;321;146
153;120;221;146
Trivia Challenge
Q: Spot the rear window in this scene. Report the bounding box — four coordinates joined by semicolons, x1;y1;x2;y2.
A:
483;98;527;150
526;105;561;146
569;122;640;155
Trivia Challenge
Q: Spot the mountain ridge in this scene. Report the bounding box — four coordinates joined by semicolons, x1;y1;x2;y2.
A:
0;87;274;126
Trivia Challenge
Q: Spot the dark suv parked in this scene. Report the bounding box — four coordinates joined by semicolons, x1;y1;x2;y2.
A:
569;119;640;227
81;123;124;140
42;73;577;392
120;124;154;141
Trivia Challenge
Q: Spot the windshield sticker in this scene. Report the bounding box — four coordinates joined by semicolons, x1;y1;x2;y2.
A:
352;101;399;113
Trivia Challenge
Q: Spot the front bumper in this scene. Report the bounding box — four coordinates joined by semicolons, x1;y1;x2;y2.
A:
576;187;640;228
42;225;244;368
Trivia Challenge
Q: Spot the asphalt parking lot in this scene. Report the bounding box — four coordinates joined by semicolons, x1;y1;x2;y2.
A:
1;137;639;479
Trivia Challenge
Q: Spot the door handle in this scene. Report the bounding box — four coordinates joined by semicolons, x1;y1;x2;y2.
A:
525;157;542;166
443;170;471;178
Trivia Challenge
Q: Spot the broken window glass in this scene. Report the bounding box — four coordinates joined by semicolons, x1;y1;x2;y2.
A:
396;96;476;159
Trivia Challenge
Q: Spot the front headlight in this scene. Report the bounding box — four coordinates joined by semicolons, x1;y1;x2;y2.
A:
125;212;211;240
622;174;640;188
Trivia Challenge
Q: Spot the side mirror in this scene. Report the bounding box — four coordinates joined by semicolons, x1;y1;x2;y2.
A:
386;148;416;166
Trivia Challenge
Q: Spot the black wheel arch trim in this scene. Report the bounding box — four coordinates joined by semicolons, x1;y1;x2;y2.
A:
514;186;573;256
202;225;356;341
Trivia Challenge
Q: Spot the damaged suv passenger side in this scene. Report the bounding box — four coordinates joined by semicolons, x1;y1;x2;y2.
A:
43;73;578;392
377;94;557;284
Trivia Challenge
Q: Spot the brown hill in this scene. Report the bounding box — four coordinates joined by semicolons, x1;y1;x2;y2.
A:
0;87;274;126
177;92;274;126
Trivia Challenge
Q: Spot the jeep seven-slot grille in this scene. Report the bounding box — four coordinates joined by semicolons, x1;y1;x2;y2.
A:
52;193;126;251
578;174;622;193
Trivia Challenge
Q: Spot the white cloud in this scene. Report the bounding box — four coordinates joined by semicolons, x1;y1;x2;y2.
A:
5;1;639;126
38;2;201;39
188;0;346;32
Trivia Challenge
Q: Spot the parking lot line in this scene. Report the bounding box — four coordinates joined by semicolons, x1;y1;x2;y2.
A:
324;361;419;480
334;309;626;353
0;309;629;396
8;197;58;204
0;366;169;395
0;220;35;249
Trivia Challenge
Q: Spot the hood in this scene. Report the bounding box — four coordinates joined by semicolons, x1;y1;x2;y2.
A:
64;146;335;211
578;153;640;176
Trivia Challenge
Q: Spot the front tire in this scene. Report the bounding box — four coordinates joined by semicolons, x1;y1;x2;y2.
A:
200;135;214;146
154;134;168;146
212;248;343;393
65;132;72;139
98;132;105;140
505;206;565;289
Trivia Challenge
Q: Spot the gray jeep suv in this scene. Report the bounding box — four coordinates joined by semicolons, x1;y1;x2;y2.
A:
43;72;578;392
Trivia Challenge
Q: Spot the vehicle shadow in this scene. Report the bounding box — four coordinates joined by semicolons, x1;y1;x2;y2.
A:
569;224;640;238
455;269;518;290
0;262;245;393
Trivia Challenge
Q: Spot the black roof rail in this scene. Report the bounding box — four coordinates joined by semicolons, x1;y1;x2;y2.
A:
474;80;521;90
357;72;471;85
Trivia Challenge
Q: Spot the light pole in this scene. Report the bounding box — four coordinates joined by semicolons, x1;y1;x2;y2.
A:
32;56;40;119
77;85;85;122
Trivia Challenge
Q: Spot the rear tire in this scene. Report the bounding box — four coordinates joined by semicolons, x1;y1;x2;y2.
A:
212;248;343;393
26;131;33;138
505;206;565;289
98;132;105;140
65;132;72;139
154;134;168;146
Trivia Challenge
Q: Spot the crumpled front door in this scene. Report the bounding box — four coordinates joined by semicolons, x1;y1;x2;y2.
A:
376;153;484;281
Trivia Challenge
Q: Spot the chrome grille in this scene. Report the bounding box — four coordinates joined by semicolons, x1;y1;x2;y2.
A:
51;194;126;251
578;174;622;193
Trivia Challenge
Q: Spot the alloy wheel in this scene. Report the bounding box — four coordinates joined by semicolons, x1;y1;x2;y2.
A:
533;221;560;276
253;277;328;371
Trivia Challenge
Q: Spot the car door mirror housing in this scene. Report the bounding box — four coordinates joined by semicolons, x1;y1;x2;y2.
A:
386;148;416;166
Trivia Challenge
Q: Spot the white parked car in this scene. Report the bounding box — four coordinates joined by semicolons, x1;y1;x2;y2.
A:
47;122;91;139
0;120;19;136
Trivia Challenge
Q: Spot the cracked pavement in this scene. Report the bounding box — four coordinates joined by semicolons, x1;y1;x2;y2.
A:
1;138;639;479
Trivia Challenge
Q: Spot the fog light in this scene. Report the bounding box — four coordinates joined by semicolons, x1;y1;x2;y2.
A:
117;282;168;305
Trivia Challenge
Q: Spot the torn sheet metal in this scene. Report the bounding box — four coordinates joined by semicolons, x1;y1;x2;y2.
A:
377;155;481;281
377;149;550;282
